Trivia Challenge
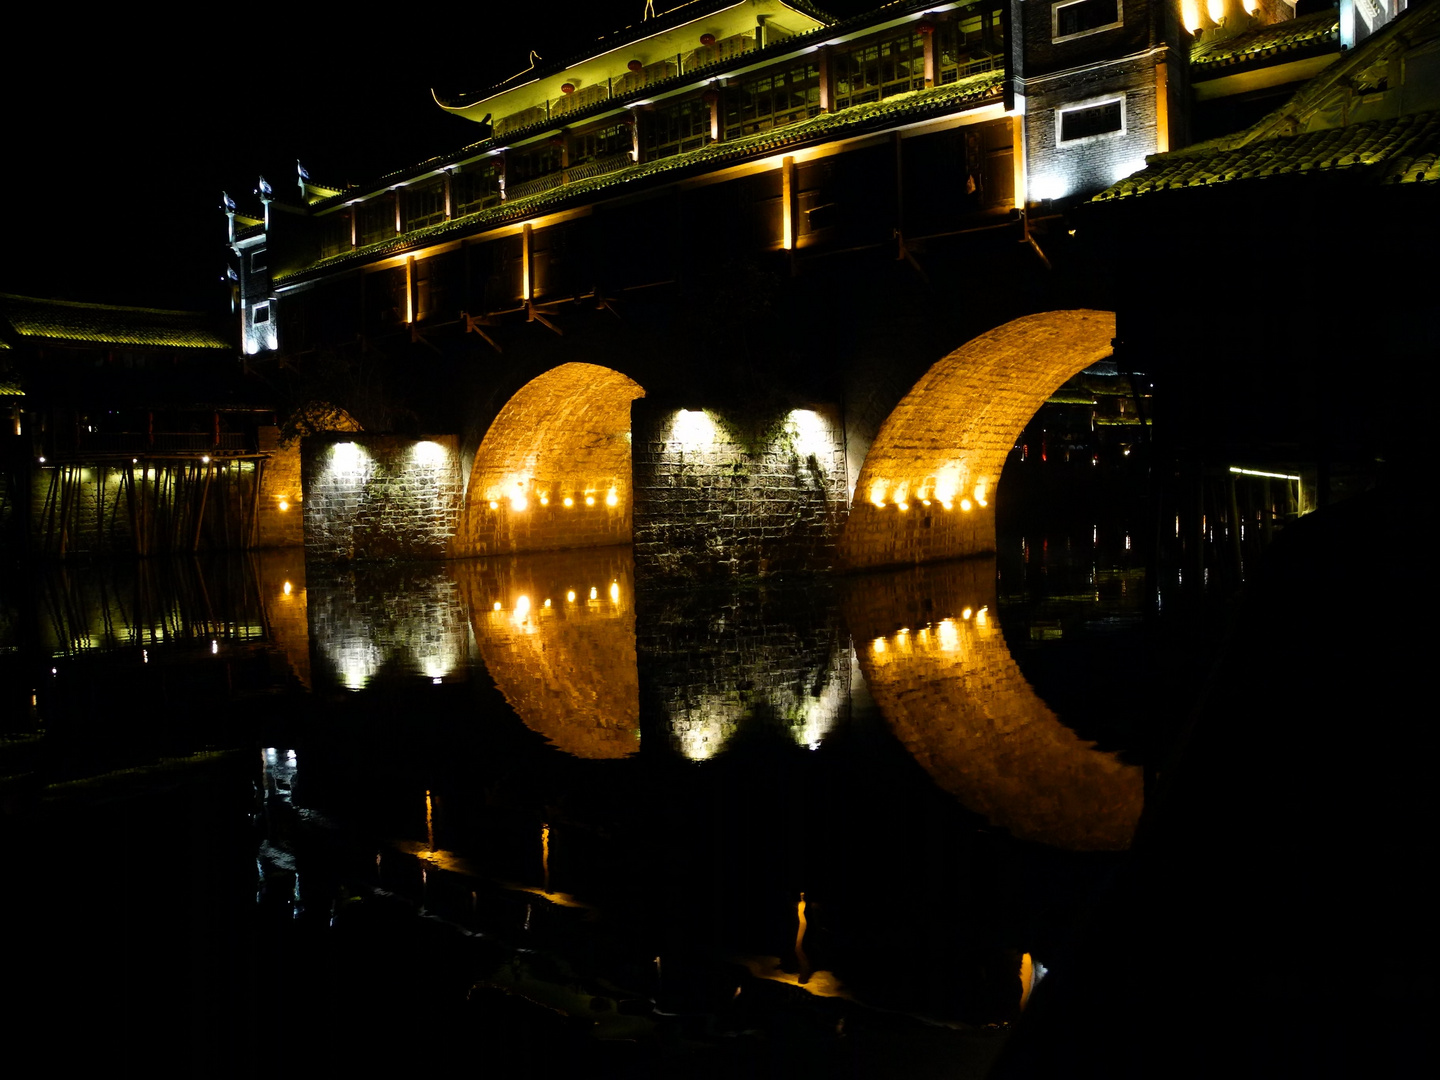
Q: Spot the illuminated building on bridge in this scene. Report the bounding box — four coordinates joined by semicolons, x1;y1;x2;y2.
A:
211;1;1427;573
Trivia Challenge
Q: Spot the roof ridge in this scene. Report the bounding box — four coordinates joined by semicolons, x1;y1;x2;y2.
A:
0;292;212;318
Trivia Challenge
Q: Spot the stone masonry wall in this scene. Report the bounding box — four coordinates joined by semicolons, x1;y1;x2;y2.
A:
1026;54;1161;202
840;310;1115;570
631;400;849;581
301;434;461;562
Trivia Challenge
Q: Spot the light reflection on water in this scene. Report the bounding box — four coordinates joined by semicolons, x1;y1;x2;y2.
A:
6;540;1158;1059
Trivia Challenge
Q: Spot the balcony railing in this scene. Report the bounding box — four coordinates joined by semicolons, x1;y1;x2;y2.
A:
506;151;634;201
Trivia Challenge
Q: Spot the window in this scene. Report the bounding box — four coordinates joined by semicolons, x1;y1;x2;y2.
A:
724;62;821;139
568;124;630;166
645;98;711;159
253;301;271;324
357;198;395;246
250;250;267;273
319;213;351;258
1052;0;1122;43
453;160;502;216
1056;97;1124;143
833;33;924;110
403;179;447;231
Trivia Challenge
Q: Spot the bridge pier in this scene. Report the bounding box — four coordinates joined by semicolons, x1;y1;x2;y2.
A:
630;398;849;581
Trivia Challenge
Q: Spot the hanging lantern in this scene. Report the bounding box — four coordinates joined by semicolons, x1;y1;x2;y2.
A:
561;82;576;94
700;33;716;46
628;59;643;72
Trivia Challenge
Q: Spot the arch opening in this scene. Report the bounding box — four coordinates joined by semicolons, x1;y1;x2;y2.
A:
457;362;645;556
840;310;1116;570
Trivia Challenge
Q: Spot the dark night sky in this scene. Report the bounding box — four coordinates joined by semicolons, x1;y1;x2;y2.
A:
3;1;876;315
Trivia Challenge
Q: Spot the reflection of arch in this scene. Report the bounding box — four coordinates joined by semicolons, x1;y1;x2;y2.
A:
458;363;645;556
840;310;1115;570
455;549;640;759
843;559;1142;852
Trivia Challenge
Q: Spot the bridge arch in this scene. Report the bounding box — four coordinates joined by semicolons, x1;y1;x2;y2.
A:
840;310;1116;570
456;362;645;556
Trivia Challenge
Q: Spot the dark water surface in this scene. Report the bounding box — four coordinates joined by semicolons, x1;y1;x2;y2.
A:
5;527;1190;1076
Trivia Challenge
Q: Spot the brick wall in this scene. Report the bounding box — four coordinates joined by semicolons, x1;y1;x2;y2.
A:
1026;54;1162;201
452;362;645;558
631;400;849;581
301;434;461;562
840;310;1116;570
843;557;1142;851
255;426;305;548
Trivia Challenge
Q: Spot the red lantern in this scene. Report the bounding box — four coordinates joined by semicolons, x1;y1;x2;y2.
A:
561;82;576;94
628;59;643;72
700;33;716;46
917;20;936;35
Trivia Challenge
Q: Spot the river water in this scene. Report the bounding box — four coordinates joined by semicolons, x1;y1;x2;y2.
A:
6;524;1204;1076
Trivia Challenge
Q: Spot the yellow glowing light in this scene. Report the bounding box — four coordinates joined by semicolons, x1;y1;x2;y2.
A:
278;500;289;511
974;484;988;507
566;590;576;602
872;637;887;654
937;618;959;650
1229;466;1301;481
493;601;502;611
922;499;931;507
540;494;549;506
1242;0;1258;13
962;607;973;620
1207;0;1224;21
898;501;909;511
941;501;953;511
282;581;293;596
544;598;551;608
489;500;500;510
589;586;598;601
201;455;210;464
606;489;619;507
563;496;574;507
514;595;531;624
1181;0;1202;31
585;495;596;506
511;493;528;511
977;606;989;626
960;498;973;511
609;582;620;603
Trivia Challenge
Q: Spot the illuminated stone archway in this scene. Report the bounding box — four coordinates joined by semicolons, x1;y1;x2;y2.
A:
456;363;645;556
840;310;1116;570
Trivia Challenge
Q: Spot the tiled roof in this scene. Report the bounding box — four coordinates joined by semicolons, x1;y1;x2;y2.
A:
1190;10;1340;77
457;0;841;102
1092;110;1440;201
320;1;932;212
0;294;233;351
281;69;1005;283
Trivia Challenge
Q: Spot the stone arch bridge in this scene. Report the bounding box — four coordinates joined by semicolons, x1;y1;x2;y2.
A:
299;309;1117;577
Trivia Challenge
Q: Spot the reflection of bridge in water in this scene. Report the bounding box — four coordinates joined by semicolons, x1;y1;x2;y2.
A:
14;547;1140;850
300;549;1135;851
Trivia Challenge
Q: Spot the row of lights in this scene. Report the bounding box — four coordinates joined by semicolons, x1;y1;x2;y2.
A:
490;581;623;614
871;607;989;656
869;484;989;513
487;486;621;512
